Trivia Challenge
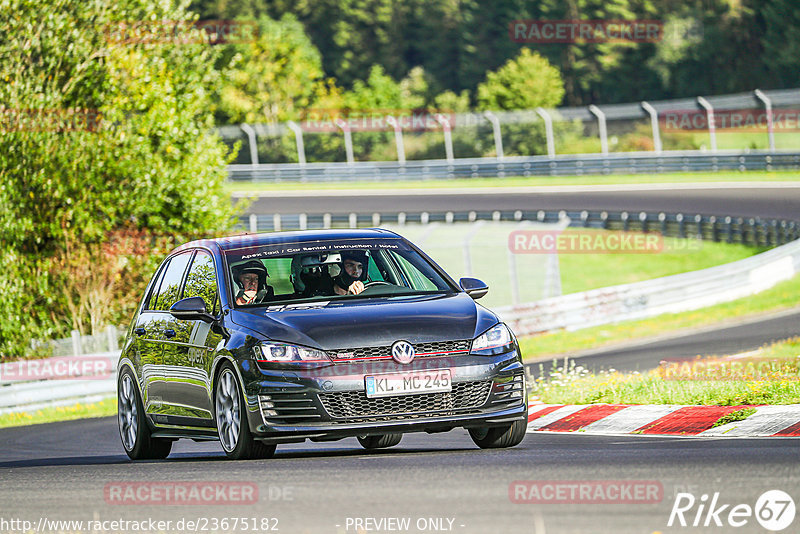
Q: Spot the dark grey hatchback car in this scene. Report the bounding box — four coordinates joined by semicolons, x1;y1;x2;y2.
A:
117;229;528;460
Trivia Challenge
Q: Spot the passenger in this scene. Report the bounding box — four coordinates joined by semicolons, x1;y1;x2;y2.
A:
291;255;336;297
333;251;368;295
233;260;273;305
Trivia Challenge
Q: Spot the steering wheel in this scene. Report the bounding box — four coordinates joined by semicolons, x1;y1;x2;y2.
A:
362;281;392;288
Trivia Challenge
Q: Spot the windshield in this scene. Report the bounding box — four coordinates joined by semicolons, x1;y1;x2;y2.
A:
224;238;456;306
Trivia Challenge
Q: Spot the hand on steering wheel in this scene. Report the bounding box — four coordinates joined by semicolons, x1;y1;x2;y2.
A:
363;281;392;288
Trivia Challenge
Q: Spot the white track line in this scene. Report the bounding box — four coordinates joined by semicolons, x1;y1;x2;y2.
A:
232;181;800;198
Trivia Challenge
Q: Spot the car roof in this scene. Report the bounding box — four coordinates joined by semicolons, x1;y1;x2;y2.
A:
174;228;404;254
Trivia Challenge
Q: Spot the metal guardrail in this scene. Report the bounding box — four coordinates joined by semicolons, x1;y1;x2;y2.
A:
496;237;800;337
0;352;118;415
240;209;800;248
228;150;800;182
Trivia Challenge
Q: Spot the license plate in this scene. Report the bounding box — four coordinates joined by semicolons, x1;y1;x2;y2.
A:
365;369;452;398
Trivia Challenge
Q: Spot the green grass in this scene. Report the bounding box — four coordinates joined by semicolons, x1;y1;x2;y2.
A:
519;273;800;360
531;338;800;405
712;408;757;428
557;235;764;294
0;397;116;428
225;170;800;192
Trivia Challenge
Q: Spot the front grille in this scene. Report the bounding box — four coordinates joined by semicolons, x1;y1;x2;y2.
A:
259;391;322;425
329;340;471;361
318;380;492;420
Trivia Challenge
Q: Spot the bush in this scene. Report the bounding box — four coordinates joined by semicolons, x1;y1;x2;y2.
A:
0;0;241;359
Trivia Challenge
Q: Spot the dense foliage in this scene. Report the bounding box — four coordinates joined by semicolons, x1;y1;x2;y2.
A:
194;0;800;106
0;0;240;358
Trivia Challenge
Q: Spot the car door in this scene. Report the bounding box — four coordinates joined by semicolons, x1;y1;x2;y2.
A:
133;259;170;417
160;250;222;426
147;251;193;424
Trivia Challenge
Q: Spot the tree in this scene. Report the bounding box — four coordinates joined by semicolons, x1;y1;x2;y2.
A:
477;49;565;110
0;0;240;356
218;13;331;123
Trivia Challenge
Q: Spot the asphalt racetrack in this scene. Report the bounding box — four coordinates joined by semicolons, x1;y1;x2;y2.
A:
1;417;799;534
2;183;800;534
242;183;800;220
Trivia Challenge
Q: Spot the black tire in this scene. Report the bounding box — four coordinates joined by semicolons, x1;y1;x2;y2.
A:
117;367;172;460
357;433;403;449
468;418;527;449
214;362;277;460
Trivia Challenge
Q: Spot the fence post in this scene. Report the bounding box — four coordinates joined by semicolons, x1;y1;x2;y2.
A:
483;111;504;160
754;89;775;153
286;121;307;165
106;325;118;352
725;216;733;243
71;330;82;357
249;214;258;233
676;213;685;238
462;221;484;276
641;101;662;153
536;107;556;158
589;105;609;155
273;213;282;232
239;124;259;165
435;114;454;163
697;96;717;152
335;118;355;165
709;216;718;242
386;116;406;164
507;243;520;305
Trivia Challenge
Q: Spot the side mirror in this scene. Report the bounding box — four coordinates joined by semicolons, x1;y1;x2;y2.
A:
459;277;489;300
170;296;215;323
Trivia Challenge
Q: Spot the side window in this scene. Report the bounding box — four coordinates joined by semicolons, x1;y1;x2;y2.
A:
182;251;218;310
153;252;193;311
390;251;438;290
144;259;170;311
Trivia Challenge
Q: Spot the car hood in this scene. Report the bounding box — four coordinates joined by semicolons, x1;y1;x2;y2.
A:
228;293;498;350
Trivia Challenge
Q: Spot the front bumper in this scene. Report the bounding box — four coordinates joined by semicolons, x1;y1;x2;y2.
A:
239;351;527;443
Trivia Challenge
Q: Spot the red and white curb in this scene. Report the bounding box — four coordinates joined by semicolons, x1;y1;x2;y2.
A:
526;402;800;437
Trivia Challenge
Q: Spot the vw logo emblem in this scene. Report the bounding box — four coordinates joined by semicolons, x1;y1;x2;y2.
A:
391;340;415;364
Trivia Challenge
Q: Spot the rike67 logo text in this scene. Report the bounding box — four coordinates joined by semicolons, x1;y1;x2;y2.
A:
668;490;795;531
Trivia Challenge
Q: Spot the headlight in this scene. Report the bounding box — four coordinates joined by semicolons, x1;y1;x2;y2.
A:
257;342;330;363
471;323;515;355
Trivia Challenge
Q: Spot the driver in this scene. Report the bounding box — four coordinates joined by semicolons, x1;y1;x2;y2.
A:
333;251;368;295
